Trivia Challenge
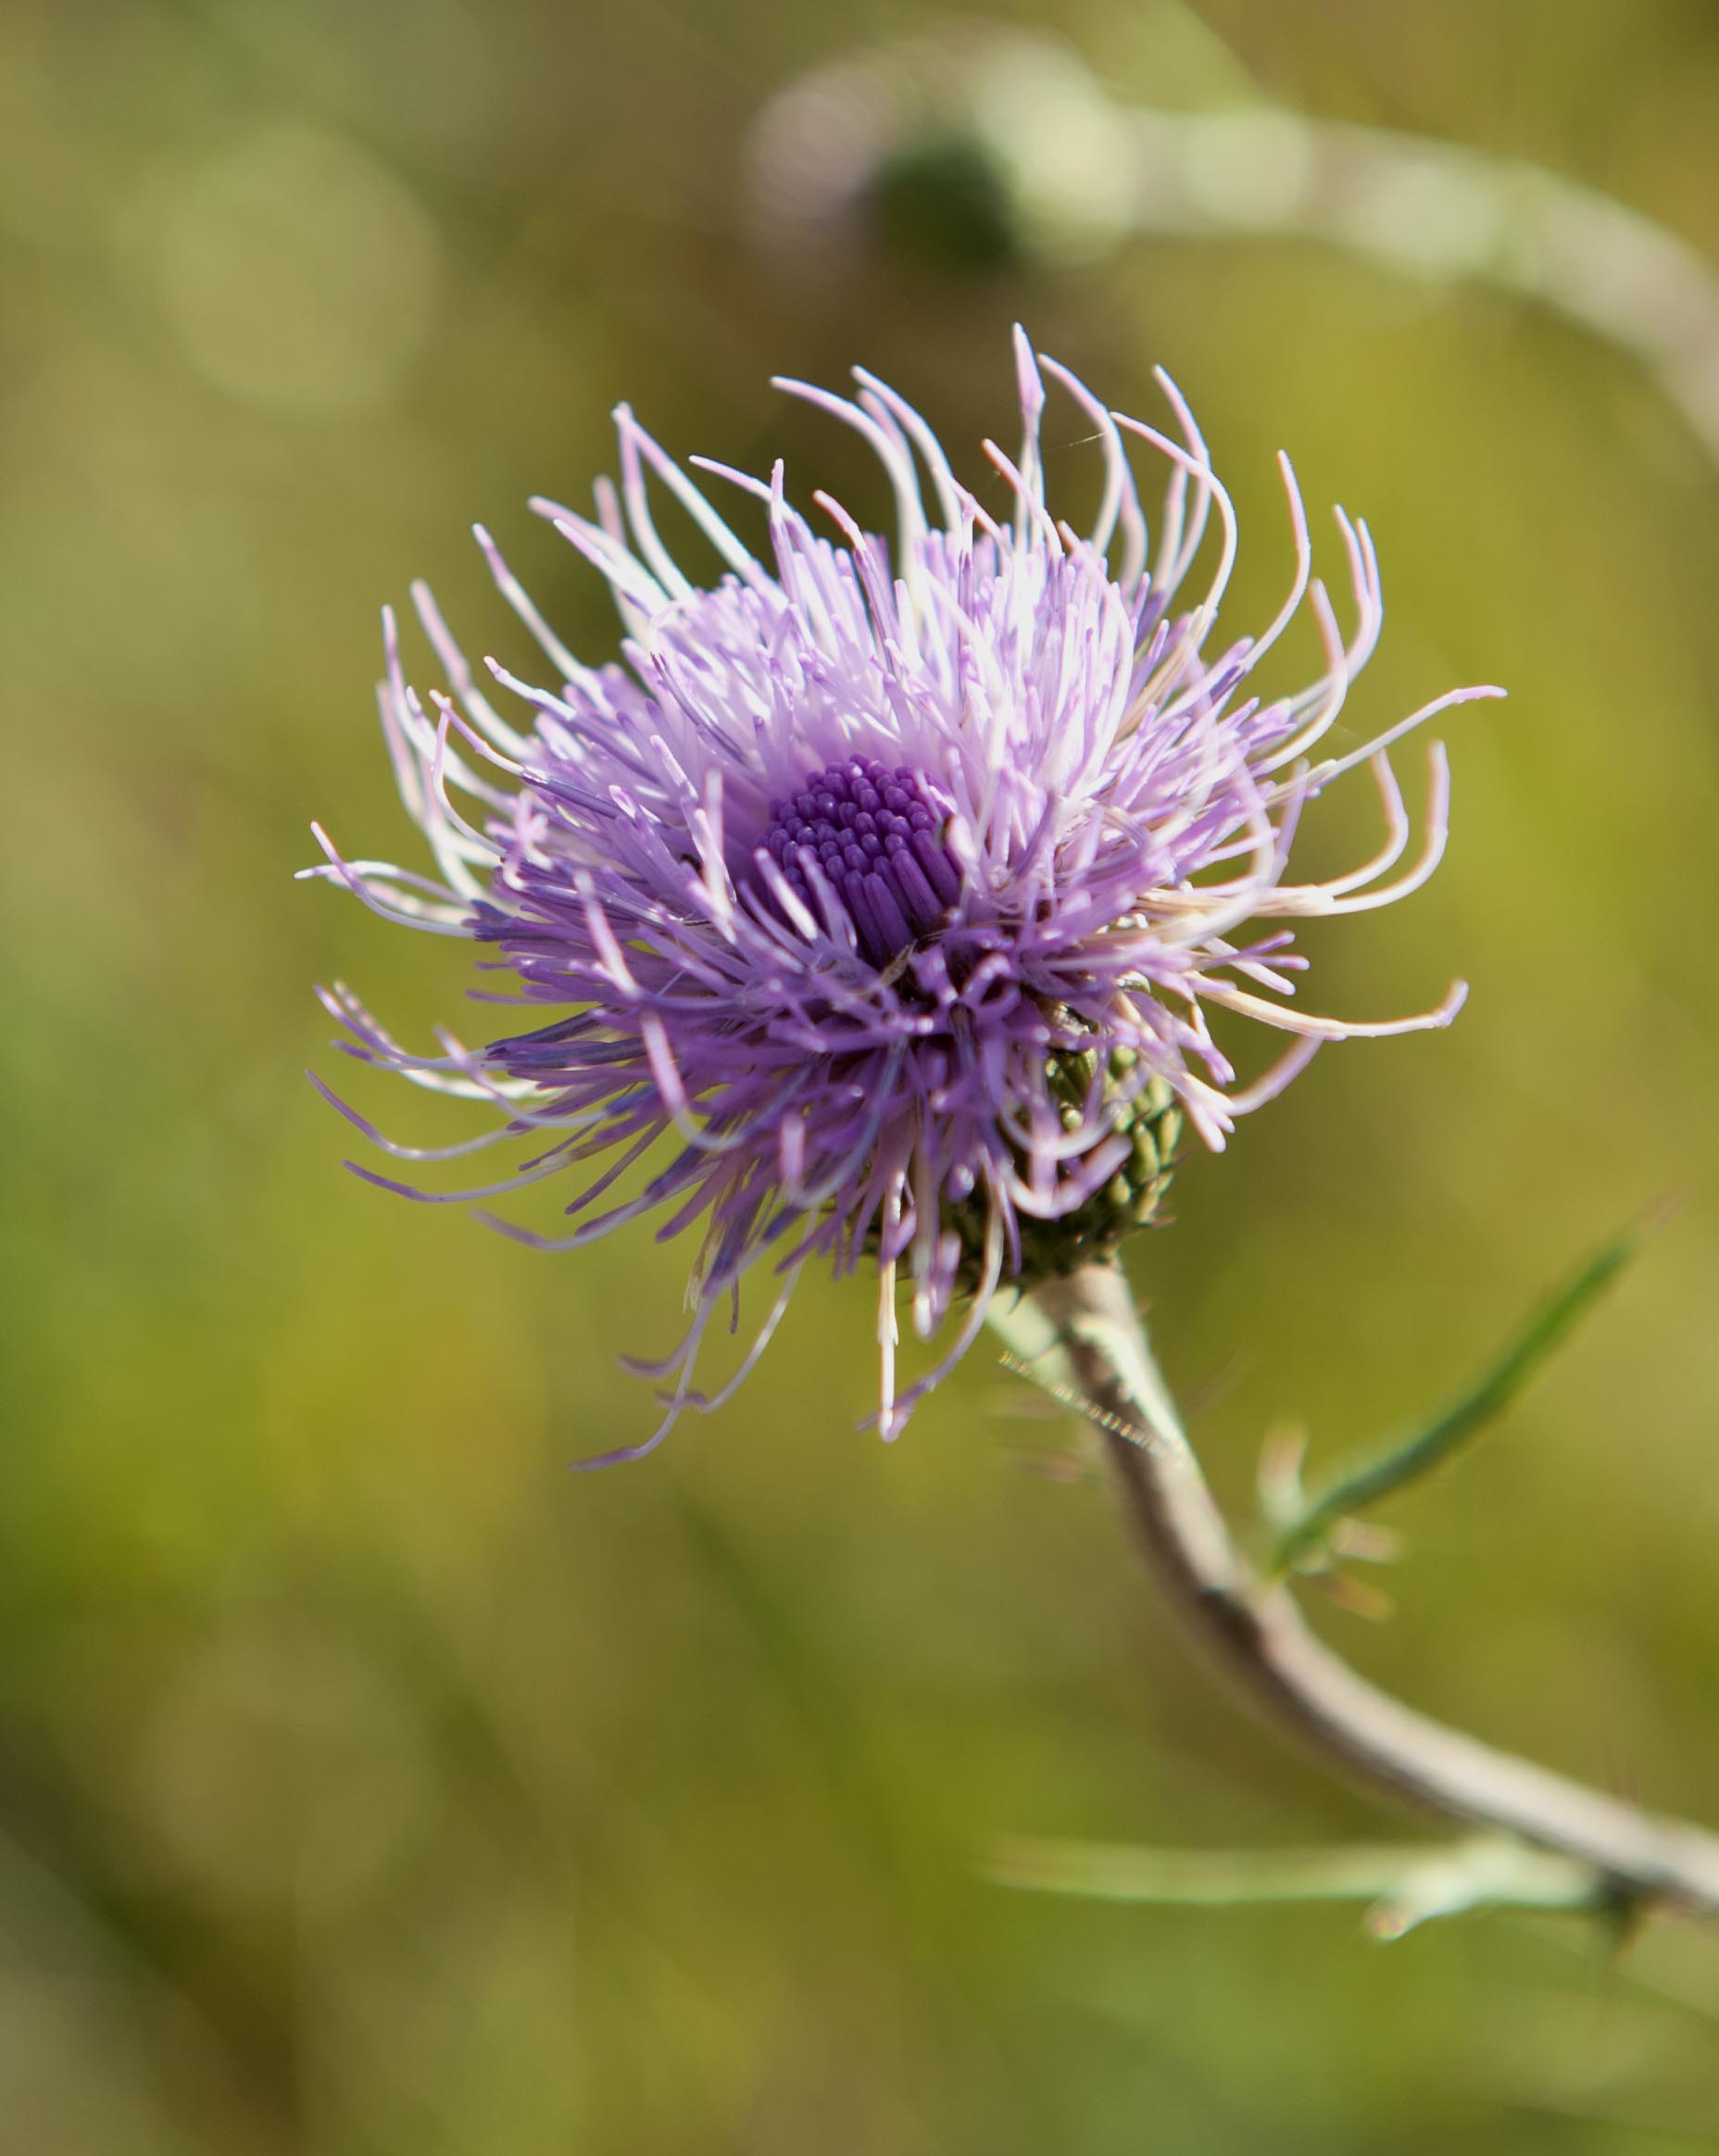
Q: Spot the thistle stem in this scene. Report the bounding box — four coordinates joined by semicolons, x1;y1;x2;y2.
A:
1010;1259;1719;1919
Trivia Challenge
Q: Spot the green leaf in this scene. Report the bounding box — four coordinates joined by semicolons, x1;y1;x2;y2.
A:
1269;1214;1659;1575
988;1833;1612;1932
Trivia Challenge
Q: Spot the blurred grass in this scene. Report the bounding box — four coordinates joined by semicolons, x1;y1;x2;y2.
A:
5;0;1719;2149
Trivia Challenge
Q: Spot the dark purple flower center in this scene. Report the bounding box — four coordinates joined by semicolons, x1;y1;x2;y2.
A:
761;755;963;968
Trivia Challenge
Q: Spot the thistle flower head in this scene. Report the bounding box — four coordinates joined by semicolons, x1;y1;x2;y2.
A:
307;332;1498;1456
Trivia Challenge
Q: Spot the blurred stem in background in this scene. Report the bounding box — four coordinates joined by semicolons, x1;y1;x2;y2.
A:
749;18;1719;469
989;1261;1719;1931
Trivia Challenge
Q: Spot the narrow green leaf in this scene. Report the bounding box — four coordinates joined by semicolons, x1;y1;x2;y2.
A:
1270;1216;1657;1574
988;1834;1609;1927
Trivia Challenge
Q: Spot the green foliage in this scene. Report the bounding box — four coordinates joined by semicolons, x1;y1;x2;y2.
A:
1267;1218;1650;1576
991;1833;1615;1933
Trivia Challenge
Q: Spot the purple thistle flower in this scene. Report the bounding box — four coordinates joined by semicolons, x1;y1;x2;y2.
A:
307;332;1500;1458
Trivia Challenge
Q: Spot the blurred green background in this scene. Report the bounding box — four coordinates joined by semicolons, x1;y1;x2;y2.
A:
6;0;1719;2149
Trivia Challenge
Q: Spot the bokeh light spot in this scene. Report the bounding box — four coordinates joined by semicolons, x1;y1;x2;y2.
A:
140;121;442;414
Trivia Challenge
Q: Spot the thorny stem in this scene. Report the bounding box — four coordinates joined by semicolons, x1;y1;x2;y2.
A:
1009;1259;1719;1920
